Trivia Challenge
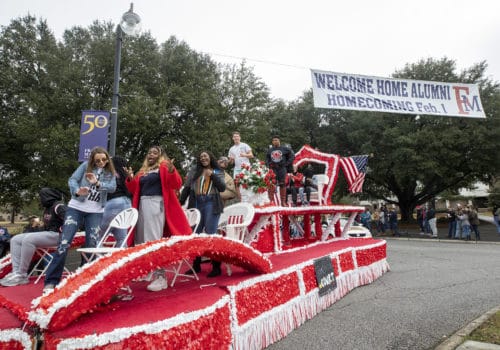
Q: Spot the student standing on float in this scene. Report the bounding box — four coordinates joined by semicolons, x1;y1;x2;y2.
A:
125;146;191;291
228;131;253;178
180;150;226;277
43;147;116;291
96;156;132;248
266;135;294;206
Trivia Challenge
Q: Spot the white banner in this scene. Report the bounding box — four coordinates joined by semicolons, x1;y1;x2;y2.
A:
311;69;485;118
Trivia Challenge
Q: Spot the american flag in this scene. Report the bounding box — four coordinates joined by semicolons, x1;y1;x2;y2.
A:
339;155;368;193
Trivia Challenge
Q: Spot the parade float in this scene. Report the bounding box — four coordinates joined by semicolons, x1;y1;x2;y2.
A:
0;145;389;350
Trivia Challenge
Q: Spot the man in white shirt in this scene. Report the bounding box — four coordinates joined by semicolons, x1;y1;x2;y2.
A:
228;131;254;178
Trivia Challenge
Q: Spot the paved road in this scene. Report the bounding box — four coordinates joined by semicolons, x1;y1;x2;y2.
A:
267;238;500;350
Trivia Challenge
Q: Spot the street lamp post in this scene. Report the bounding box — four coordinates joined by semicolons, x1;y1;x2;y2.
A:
109;3;141;156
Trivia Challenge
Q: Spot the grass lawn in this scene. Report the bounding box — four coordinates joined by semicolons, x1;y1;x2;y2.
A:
465;310;500;345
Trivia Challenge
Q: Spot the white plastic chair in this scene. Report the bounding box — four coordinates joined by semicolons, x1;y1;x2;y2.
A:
28;231;86;284
77;208;138;262
28;247;70;284
313;174;329;205
217;202;255;275
168;208;201;287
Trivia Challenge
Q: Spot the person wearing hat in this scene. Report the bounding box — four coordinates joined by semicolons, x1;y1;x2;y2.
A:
218;156;238;207
265;135;294;206
1;188;66;287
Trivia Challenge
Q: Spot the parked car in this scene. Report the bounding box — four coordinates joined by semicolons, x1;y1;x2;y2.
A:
339;218;372;238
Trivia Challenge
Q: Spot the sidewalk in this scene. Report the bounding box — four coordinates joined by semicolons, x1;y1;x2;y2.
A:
376;217;500;243
382;218;500;349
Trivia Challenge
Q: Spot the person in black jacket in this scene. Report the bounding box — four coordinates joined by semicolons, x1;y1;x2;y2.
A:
180;150;226;277
265;135;294;206
1;188;66;287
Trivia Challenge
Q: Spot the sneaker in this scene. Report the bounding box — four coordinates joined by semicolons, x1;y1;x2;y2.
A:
1;274;29;287
147;276;168;292
43;284;55;293
0;272;18;284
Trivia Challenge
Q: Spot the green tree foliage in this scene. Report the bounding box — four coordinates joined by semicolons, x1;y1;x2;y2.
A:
285;58;500;221
0;16;75;220
0;16;273;216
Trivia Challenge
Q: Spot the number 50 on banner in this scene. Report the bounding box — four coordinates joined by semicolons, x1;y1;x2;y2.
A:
78;110;110;162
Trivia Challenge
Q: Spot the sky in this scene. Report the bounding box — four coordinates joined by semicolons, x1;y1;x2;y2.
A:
1;0;499;101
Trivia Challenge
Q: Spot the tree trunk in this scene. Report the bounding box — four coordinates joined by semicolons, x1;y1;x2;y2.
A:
398;200;417;223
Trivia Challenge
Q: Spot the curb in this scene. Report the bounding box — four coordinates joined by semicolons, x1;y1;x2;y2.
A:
434;305;500;350
382;236;500;245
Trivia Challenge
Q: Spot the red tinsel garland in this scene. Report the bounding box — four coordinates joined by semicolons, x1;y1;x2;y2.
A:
301;265;317;293
0;340;26;350
44;304;232;350
33;236;271;331
355;246;386;267
235;272;300;325
338;251;355;272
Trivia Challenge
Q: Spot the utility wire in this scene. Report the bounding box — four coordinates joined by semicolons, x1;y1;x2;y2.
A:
202;51;310;71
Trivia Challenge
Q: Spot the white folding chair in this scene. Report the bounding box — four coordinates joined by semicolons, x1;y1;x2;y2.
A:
77;208;138;262
217;202;255;276
167;208;201;287
313;174;329;205
28;247;70;284
28;231;87;284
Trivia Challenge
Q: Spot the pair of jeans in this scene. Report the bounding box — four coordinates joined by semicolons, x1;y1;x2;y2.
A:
98;196;132;247
448;221;457;238
195;195;220;234
44;207;102;286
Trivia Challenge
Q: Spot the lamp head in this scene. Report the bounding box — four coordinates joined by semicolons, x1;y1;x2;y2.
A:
120;3;141;36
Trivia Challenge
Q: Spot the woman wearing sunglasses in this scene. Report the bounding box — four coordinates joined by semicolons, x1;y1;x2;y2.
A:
43;146;117;291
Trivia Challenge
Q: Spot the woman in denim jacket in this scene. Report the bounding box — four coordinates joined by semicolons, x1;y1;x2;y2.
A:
43;147;116;291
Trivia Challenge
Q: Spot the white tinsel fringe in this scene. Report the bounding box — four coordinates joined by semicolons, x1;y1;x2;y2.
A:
54;296;230;350
0;329;33;350
231;259;389;350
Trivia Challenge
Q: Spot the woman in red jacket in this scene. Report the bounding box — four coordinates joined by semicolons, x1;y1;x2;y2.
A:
126;146;191;291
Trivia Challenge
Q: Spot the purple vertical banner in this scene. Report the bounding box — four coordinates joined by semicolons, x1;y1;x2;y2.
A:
78;110;110;162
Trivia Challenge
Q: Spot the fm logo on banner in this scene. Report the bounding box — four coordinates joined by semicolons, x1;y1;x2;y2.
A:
78;110;110;161
310;69;485;118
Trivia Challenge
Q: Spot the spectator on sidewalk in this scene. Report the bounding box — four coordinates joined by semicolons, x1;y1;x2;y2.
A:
446;206;457;239
455;204;463;239
458;206;471;240
426;203;438;238
24;216;43;233
0;226;11;258
388;205;400;237
416;205;425;234
359;207;372;233
469;205;481;240
493;206;500;235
